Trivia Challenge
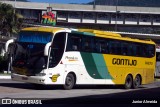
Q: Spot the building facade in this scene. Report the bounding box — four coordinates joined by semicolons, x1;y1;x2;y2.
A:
1;1;160;39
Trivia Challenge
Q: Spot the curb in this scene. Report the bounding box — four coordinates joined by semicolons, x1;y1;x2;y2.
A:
0;75;11;79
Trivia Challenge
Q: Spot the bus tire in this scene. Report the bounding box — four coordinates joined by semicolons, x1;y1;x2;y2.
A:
124;75;133;89
133;75;141;89
63;73;75;90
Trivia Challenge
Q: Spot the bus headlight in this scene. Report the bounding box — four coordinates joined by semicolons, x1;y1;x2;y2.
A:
35;73;46;76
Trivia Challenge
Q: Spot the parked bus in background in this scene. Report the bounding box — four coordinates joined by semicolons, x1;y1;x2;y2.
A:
155;48;160;78
10;26;156;89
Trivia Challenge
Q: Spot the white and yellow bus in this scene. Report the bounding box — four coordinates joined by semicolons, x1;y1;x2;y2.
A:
10;26;156;89
155;48;160;78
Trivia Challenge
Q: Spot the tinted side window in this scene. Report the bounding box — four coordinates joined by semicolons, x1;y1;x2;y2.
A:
93;37;109;54
121;42;129;56
82;36;93;52
66;33;82;51
66;32;155;58
109;40;121;55
147;45;155;57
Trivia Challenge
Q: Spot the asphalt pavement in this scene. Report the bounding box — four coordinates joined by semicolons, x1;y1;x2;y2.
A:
0;75;160;107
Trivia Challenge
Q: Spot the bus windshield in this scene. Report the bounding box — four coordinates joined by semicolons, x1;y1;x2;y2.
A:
12;31;53;75
12;42;48;75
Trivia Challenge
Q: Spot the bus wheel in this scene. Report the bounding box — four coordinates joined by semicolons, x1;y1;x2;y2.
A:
133;75;141;89
63;73;75;90
124;75;133;89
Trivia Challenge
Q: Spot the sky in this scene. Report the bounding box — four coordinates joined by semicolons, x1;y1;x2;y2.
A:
28;0;93;4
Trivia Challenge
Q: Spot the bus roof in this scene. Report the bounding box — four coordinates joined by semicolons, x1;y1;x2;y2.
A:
78;29;121;37
21;26;67;34
21;27;155;45
77;29;155;45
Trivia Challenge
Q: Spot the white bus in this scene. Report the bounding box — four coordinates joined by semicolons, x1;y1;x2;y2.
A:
155;48;160;78
10;26;156;89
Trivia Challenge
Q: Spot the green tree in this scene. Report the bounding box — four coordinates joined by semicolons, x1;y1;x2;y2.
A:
0;2;23;37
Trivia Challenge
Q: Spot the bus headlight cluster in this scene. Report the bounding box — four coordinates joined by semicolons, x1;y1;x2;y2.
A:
39;79;45;83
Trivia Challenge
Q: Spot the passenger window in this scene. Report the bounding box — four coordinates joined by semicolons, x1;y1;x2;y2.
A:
82;37;93;52
109;41;120;55
94;39;101;53
122;42;129;56
100;40;107;53
148;45;155;57
66;33;82;51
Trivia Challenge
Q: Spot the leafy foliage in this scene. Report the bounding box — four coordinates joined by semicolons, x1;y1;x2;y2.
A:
0;2;23;37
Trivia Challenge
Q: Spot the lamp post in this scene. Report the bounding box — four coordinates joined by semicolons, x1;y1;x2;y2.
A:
115;0;118;31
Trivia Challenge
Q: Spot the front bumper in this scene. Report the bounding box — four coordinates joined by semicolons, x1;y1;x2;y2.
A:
11;73;47;84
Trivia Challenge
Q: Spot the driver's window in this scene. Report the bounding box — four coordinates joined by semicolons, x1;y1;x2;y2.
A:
49;32;66;68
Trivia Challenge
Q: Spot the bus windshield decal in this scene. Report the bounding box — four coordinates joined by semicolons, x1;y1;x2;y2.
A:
18;31;52;44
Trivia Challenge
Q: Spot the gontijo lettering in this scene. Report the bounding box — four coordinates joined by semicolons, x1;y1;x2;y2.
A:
112;58;137;66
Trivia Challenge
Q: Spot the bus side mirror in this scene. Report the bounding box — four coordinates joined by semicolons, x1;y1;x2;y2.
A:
44;42;51;56
5;39;14;52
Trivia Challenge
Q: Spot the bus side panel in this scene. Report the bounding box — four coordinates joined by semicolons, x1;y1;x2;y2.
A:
103;54;155;85
43;64;66;85
63;52;95;84
105;67;144;85
61;52;155;85
63;52;114;85
142;69;155;84
80;52;114;84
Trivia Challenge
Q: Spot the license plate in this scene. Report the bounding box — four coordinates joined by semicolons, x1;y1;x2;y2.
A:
13;67;28;75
